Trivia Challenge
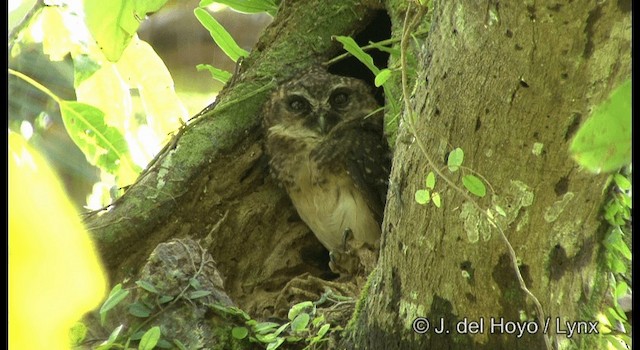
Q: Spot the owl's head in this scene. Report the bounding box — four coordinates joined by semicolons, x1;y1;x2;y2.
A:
262;67;380;137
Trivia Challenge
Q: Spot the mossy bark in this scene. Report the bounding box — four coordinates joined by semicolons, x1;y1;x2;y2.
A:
344;0;630;349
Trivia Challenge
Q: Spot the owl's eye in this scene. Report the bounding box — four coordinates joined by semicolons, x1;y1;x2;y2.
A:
330;90;350;109
287;96;310;113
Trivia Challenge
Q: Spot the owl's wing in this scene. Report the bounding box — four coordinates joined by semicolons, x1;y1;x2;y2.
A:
312;115;391;222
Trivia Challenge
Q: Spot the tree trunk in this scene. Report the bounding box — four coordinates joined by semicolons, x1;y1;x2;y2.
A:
345;0;630;349
81;0;630;348
82;0;387;346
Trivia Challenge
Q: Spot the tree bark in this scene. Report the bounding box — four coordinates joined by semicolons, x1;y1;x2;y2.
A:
81;0;630;348
345;0;630;349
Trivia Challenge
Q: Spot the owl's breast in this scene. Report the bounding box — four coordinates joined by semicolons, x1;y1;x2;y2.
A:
287;162;381;253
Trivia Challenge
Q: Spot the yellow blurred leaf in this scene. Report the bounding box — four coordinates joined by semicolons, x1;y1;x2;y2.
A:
40;7;74;61
75;62;132;128
9;132;107;350
116;37;186;136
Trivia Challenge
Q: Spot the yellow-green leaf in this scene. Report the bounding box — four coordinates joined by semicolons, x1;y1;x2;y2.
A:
570;79;631;173
232;326;249;339
613;173;631;191
447;148;464;172
194;8;249;62
462;175;486;197
116;37;186;135
139;326;161;350
415;189;430;205
59;100;131;175
432;192;441;208
374;69;391;87
40;7;74;61
203;0;277;16
197;64;232;84
425;171;436;189
334;36;379;75
83;0;169;61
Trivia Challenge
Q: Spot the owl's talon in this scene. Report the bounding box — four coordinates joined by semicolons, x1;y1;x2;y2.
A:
341;228;353;252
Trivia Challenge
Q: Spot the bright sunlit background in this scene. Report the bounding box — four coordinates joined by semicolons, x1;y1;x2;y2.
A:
9;0;271;210
8;1;270;348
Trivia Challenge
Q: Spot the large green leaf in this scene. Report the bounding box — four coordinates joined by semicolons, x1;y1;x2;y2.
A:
201;0;278;16
83;0;169;61
334;36;379;75
139;326;161;350
194;8;249;62
570;79;631;173
59;101;131;175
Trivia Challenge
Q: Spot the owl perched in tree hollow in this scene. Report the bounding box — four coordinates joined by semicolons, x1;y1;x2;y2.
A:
262;67;391;274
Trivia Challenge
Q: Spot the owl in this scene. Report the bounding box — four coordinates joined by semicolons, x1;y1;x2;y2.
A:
262;66;391;274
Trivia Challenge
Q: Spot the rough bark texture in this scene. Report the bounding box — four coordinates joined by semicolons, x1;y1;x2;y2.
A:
345;0;630;349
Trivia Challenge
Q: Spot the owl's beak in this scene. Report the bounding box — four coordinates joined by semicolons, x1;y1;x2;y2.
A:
317;115;327;134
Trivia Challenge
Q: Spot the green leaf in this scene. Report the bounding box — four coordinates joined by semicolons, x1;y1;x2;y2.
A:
334;36;379;75
291;313;310;333
287;301;313;320
189;277;201;289
570;79;631;173
99;284;129;325
312;315;325;327
425;171;436;189
315;323;331;339
462;175;486;197
232;326;249;339
266;337;285;350
447;148;464;172
374;69;392;87
614;281;628;299
610;230;632;260
255;333;277;343
72;54;101;88
156;339;173;349
158;295;173;304
69;322;88;345
495;205;506;217
204;0;278;16
128;302;152;318
96;325;123;350
273;322;290;337
173;339;188;350
431;192;441;208
414;189;430;205
136;280;160;294
194;8;249;62
253;322;280;334
613;173;631;191
83;0;169;61
58;101;131;176
196;64;232;84
139;326;161;350
187;290;212;299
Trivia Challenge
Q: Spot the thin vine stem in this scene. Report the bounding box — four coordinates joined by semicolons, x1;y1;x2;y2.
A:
399;4;553;350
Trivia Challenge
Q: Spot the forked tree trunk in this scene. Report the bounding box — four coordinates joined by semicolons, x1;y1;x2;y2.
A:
345;1;630;349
